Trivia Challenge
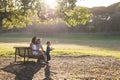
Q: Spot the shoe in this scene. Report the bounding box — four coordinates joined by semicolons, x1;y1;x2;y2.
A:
42;62;47;65
46;61;49;64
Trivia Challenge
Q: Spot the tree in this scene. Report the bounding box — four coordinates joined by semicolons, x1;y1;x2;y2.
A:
56;0;91;27
0;0;91;32
0;0;35;31
89;2;120;32
62;7;91;27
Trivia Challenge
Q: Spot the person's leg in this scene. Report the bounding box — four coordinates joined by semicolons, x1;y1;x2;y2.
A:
37;57;40;63
42;52;47;62
38;51;47;64
47;53;51;61
36;52;42;63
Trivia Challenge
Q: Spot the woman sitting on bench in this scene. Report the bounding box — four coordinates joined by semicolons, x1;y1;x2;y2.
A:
30;36;47;64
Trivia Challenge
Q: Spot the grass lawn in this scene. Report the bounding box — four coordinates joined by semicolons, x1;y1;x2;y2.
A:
0;33;120;58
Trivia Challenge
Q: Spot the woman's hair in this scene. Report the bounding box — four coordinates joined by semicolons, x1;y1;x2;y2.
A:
31;36;37;44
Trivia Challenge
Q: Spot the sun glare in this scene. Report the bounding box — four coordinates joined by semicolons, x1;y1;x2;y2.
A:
76;0;120;8
44;0;57;9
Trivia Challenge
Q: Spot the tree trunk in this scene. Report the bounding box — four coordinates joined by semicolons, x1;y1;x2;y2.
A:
0;19;2;32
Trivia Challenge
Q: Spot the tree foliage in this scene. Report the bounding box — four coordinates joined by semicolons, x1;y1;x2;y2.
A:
68;2;120;33
57;0;91;27
89;2;120;32
62;7;91;27
0;0;91;31
0;0;35;31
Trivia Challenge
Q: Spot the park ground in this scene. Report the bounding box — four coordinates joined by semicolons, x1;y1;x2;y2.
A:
0;56;120;80
0;33;120;79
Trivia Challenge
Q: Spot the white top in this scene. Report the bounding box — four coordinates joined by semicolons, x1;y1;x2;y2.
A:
36;44;43;51
32;44;38;55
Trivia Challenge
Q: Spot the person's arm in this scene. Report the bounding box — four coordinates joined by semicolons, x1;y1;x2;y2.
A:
30;43;32;48
50;47;54;51
41;45;44;51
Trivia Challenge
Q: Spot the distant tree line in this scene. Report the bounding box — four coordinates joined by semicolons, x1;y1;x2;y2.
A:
68;2;120;33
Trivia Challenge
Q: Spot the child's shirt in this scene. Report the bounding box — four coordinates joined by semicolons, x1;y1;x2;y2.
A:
46;46;52;61
46;46;51;54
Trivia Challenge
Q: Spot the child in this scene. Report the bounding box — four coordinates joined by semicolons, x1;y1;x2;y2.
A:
36;39;47;63
36;39;44;51
46;41;54;62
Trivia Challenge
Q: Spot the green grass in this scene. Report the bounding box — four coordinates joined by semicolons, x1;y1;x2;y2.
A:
0;32;120;58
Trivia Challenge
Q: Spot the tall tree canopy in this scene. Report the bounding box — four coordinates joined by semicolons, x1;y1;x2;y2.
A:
0;0;91;31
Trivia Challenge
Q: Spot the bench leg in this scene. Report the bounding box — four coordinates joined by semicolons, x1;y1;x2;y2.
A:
15;53;16;62
23;49;26;63
15;49;17;62
24;56;25;63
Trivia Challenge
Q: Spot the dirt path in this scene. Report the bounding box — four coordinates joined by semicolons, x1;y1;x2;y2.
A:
0;56;120;80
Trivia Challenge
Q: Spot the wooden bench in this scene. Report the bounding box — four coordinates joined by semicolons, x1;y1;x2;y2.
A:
14;47;44;62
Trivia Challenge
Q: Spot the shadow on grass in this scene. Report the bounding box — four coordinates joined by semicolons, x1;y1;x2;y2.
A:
2;61;45;80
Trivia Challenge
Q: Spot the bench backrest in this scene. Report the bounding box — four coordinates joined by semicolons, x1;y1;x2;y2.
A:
14;47;36;58
14;47;44;59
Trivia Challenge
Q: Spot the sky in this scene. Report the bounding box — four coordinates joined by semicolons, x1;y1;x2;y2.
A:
76;0;120;8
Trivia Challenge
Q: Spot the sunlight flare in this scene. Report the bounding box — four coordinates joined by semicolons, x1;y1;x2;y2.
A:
44;0;57;9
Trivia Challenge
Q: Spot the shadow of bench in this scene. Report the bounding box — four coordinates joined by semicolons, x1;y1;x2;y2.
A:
2;61;45;80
